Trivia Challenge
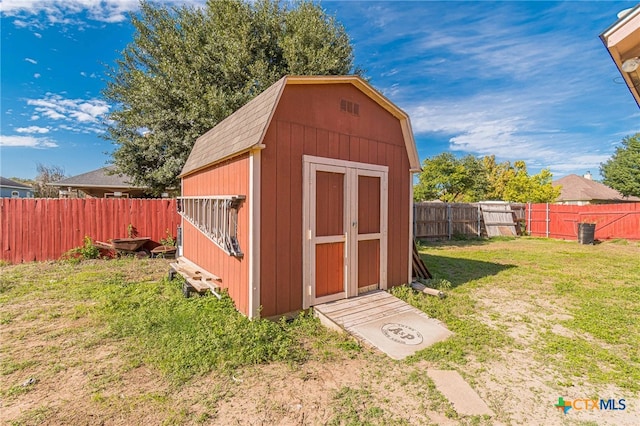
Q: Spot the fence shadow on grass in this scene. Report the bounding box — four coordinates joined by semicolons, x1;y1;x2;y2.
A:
419;252;516;289
417;236;518;248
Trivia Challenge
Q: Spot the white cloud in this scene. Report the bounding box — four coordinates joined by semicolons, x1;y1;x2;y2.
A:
16;126;50;134
2;0;206;27
80;71;87;77
26;94;110;129
381;83;400;98
34;73;41;78
24;57;37;64
12;19;30;28
405;87;607;171
34;32;42;38
0;135;58;148
548;154;611;180
380;69;399;77
30;115;40;120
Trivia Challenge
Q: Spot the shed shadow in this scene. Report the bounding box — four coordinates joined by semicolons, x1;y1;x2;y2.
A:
418;253;516;289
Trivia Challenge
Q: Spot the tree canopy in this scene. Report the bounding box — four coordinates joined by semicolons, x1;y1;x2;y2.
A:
413;153;481;202
103;0;359;194
600;133;640;198
414;153;560;203
34;163;66;198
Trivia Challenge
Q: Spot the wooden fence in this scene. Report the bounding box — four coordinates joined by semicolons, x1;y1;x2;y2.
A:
0;198;180;264
526;202;640;241
414;201;640;241
413;202;526;240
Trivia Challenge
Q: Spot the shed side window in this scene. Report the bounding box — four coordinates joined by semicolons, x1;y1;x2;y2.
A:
178;195;245;257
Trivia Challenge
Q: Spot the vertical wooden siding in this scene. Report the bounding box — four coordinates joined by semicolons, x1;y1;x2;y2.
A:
358;240;380;289
358;175;382;289
181;154;251;315
527;203;640;240
358;176;381;234
315;242;344;297
0;198;180;264
260;84;410;317
315;172;344;236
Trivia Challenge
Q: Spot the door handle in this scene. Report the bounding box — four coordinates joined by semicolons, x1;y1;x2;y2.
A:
352;221;358;227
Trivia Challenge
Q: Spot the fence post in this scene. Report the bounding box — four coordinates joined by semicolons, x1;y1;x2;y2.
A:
447;203;452;240
413;203;417;240
527;202;531;236
545;203;549;238
477;204;481;237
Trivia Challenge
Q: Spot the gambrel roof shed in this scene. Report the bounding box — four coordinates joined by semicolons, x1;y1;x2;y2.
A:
180;75;420;318
181;76;420;176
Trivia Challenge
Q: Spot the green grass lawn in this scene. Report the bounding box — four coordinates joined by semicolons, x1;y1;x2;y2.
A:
1;238;639;425
402;237;640;392
0;258;357;383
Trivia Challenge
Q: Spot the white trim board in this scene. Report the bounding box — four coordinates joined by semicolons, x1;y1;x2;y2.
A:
248;148;261;319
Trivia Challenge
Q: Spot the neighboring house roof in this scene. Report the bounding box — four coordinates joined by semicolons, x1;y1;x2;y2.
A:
0;177;33;190
51;166;143;189
553;174;640;202
180;75;421;177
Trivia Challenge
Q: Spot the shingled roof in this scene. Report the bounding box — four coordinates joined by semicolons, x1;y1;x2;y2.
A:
0;177;32;189
180;75;420;177
553;174;640;203
52;166;142;189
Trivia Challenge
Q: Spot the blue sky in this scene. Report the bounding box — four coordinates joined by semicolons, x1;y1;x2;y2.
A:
1;0;639;181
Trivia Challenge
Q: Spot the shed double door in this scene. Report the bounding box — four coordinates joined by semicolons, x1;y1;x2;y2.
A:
303;156;388;309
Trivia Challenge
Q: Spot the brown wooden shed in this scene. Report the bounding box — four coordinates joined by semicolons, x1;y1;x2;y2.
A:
178;75;420;318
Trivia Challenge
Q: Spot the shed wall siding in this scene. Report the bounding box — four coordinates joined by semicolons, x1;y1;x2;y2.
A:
259;84;410;317
181;153;250;315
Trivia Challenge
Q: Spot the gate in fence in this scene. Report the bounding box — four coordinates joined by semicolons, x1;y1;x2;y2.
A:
413;202;525;240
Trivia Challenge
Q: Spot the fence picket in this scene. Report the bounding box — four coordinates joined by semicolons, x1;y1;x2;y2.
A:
527;202;640;241
0;198;180;263
414;202;639;241
414;202;526;239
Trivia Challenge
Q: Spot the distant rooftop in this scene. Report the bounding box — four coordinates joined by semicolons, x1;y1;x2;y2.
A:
53;166;142;189
553;174;640;202
0;177;32;189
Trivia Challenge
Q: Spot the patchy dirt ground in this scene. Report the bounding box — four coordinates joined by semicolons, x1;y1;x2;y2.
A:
1;312;457;426
2;243;638;425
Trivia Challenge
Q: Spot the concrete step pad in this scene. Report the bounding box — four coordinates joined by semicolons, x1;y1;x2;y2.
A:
314;290;452;360
427;369;494;417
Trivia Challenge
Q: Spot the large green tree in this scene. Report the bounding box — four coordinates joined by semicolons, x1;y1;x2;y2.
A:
414;154;560;203
600;133;640;198
414;153;489;202
103;0;358;194
501;161;560;203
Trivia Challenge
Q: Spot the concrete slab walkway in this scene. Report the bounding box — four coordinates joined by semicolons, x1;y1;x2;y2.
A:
313;290;452;360
427;370;494;416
